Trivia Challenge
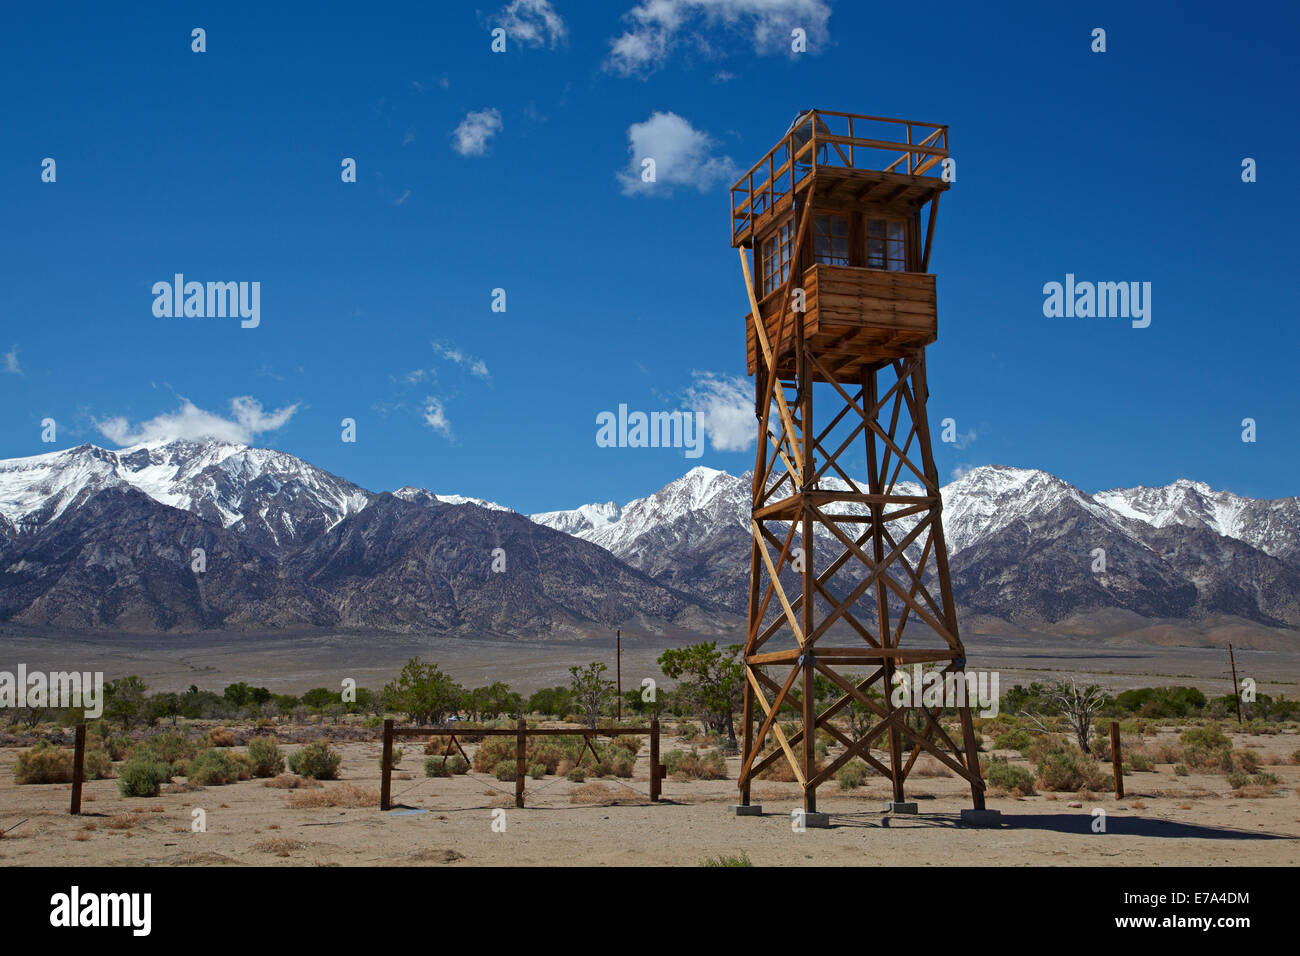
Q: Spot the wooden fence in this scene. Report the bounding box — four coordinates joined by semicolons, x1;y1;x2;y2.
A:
380;717;665;810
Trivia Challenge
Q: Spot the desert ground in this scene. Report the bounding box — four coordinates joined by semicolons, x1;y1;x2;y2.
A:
2;724;1297;867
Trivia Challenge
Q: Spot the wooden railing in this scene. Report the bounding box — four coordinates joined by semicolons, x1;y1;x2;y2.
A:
380;718;665;809
731;110;949;241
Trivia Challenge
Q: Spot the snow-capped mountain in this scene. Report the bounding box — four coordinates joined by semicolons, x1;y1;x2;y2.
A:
0;440;370;552
530;464;1300;632
0;441;727;636
393;486;514;514
1;439;1296;637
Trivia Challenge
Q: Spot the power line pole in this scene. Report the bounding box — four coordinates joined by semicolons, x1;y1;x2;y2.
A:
1228;643;1243;725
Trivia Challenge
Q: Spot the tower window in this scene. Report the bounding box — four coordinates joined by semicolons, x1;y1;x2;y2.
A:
813;213;851;266
760;219;795;295
866;219;907;272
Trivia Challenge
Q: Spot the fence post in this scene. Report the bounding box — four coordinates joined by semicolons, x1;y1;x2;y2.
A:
380;719;394;811
650;718;660;802
70;723;86;815
515;718;527;809
1110;721;1124;799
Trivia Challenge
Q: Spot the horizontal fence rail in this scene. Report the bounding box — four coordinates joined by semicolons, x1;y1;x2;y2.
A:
380;718;664;810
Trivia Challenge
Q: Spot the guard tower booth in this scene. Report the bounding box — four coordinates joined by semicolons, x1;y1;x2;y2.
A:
730;110;988;818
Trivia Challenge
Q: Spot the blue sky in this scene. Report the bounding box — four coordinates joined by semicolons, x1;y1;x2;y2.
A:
1;1;1296;512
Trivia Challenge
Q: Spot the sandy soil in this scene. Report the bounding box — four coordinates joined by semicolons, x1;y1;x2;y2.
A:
2;727;1298;867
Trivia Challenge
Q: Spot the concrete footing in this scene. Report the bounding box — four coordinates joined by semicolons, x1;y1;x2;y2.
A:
960;808;1003;827
730;804;763;816
882;802;918;814
796;811;831;829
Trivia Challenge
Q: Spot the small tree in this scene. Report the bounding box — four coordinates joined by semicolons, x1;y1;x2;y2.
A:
569;662;614;728
1023;679;1106;755
382;657;464;726
104;676;149;730
658;643;744;750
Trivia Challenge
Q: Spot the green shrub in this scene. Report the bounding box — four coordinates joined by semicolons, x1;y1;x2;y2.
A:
663;748;727;780
493;760;517;782
378;746;404;771
1173;763;1189;776
837;760;867;790
287;740;342;780
136;733;197;765
1224;770;1250;789
118;757;172;797
529;763;546;779
187;748;253;785
13;740;74;784
446;755;469;775
1179;724;1232;769
84;748;113;779
424;756;452;777
984;755;1036;795
1125;752;1155;772
246;736;285;778
993;728;1033;753
1035;747;1107;792
566;767;585;782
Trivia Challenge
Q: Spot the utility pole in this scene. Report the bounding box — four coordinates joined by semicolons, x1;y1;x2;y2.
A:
616;629;622;720
1228;643;1243;724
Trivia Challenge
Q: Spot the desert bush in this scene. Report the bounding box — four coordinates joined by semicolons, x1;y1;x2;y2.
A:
1224;770;1250;789
263;773;321;789
83;748;114;779
187;748;253;785
566;767;585;782
424;735;464;756
246;736;285;777
1179;724;1233;770
287;740;342;780
611;735;642;755
472;737;515;772
286;784;377;808
984;755;1036;795
1126;752;1156;772
993;728;1033;753
206;727;237;747
13;740;74;784
702;852;752;867
425;756;452;777
837;760;867;790
446;755;469;774
1173;763;1189;776
664;748;727;780
117;757;172;797
493;760;517;782
1035;746;1107;792
1231;749;1260;773
529;762;546;779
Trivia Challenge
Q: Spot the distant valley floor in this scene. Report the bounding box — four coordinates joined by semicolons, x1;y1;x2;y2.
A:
2;625;1298;698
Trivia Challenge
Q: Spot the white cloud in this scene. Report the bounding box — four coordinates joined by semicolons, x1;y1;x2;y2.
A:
432;342;491;380
495;0;568;48
3;345;20;375
452;108;503;157
422;397;452;437
605;0;831;77
95;396;299;447
618;111;738;196
686;372;754;453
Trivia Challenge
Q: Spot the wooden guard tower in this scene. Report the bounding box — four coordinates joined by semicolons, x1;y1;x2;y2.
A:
731;109;986;813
